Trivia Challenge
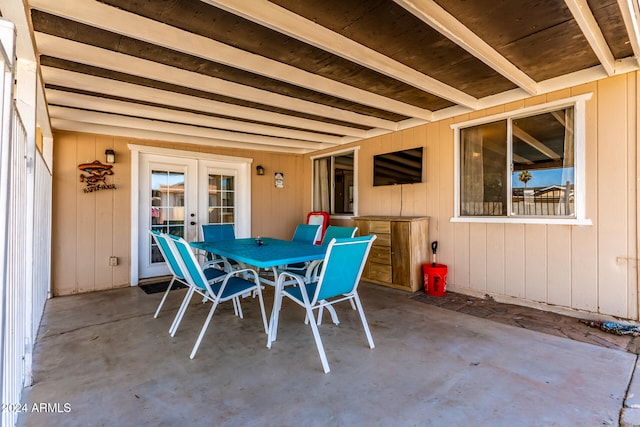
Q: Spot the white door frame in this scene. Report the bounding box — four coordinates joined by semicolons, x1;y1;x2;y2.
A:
129;144;252;285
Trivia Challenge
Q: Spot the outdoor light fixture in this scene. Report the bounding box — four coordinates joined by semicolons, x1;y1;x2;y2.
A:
256;165;265;175
105;149;115;164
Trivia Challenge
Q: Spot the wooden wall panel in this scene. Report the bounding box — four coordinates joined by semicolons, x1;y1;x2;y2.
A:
630;73;639;319
547;226;572;307
436;120;455;281
504;225;525;298
52;133;78;296
469;224;487;291
485;223;505;295
300;74;638;319
453;222;470;288
75;136;97;294
112;136;131;286
596;76;630;317
94;135;115;290
571;82;599;312
524;224;547;302
51;73;639;318
52;132;306;295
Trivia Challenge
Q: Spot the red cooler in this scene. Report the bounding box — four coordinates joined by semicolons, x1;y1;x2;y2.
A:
423;263;448;296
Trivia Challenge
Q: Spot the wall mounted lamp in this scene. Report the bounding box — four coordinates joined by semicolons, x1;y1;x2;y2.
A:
105;149;116;164
256;165;265;175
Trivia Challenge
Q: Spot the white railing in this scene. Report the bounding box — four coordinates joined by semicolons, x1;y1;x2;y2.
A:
3;103;27;427
0;18;51;427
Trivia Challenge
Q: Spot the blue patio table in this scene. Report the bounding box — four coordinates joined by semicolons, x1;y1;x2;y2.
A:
190;237;328;341
190;237;326;272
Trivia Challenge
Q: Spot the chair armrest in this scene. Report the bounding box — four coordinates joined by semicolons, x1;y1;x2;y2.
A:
229;267;261;283
203;258;231;272
277;271;306;288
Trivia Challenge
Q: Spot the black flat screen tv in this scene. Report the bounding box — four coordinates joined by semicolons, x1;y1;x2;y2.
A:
373;147;424;186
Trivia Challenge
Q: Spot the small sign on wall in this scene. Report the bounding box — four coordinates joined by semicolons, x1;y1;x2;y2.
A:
274;172;284;188
78;160;116;193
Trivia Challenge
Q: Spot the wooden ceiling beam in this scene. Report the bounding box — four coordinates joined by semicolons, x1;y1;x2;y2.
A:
512;124;562;160
35;33;398;131
46;89;342;145
51;118;313;153
40;66;371;138
49;105;334;150
393;0;539;95
564;0;617;76
28;0;433;122
202;0;478;109
617;0;640;67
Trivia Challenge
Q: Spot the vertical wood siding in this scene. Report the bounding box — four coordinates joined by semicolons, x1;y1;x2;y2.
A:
52;134;304;295
303;73;639;320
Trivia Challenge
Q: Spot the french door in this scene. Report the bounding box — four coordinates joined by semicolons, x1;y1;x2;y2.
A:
132;146;251;282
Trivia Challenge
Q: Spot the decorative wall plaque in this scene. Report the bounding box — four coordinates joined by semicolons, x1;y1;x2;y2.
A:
78;160;116;193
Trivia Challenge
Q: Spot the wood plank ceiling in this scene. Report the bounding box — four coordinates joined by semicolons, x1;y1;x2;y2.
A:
7;0;640;153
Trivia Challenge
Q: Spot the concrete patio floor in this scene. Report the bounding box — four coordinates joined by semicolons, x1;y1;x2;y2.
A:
17;282;639;426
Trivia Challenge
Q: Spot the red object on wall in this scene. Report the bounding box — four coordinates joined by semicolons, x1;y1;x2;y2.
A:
423;263;448;296
306;211;330;244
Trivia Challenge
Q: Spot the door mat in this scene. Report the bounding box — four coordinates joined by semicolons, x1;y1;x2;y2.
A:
139;281;187;294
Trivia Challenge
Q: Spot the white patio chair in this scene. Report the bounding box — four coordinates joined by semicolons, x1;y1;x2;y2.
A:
269;235;376;373
166;235;268;359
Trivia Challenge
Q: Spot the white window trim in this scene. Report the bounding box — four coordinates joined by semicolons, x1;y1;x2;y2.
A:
310;146;359;218
451;94;593;225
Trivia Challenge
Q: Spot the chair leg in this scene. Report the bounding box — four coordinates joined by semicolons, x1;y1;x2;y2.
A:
268;284;284;348
170;286;197;337
190;299;220;359
306;305;330;373
353;294;375;349
154;277;177;318
255;285;269;335
233;297;244;318
316;303;340;326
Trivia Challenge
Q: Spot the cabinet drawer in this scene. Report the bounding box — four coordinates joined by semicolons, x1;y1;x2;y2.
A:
372;233;391;247
368;262;392;282
369;246;391;264
369;221;391;234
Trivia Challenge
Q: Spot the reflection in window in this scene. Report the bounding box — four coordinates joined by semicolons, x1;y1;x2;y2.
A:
207;174;235;225
150;170;185;263
313;152;355;215
459;106;575;218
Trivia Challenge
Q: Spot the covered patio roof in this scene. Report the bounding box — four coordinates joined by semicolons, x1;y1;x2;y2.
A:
3;0;640;153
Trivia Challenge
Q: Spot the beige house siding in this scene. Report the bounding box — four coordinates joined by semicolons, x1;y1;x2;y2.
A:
52;133;304;296
52;73;639;319
303;73;639;320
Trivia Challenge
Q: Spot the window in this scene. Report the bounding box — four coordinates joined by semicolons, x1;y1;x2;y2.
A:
312;149;357;215
453;95;591;224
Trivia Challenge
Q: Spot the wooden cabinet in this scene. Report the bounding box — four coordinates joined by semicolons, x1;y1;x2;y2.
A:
354;216;429;292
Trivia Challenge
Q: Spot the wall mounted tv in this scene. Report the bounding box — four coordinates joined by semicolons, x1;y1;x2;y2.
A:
373;147;424;186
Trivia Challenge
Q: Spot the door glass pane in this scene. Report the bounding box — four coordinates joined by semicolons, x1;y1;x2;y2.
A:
150;170;185;264
207;174;235;226
511;107;574;217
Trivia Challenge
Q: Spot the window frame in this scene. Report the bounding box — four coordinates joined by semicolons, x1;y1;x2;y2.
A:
310;147;359;218
451;94;592;225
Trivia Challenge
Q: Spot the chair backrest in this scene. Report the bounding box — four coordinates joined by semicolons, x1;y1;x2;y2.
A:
292;224;321;243
321;225;358;245
165;235;214;294
201;223;235;242
149;230;185;280
313;235;376;303
306;211;330;244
